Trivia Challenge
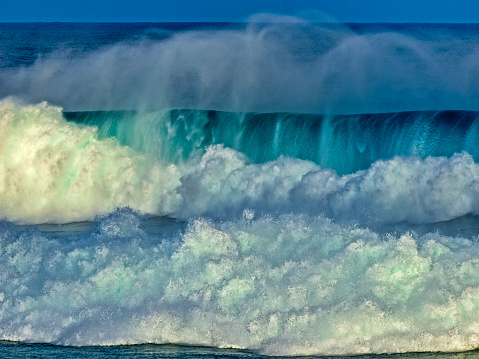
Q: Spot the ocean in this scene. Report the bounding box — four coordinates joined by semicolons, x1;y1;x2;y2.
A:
3;21;479;358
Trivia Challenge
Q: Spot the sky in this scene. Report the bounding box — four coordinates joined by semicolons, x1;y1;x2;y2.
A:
1;0;479;23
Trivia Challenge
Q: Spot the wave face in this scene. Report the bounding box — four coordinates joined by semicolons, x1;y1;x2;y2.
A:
3;22;479;356
4;100;479;225
65;108;479;175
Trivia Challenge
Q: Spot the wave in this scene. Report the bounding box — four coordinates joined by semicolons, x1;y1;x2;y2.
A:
2;209;479;355
65;108;479;175
4;22;479;356
3;99;479;225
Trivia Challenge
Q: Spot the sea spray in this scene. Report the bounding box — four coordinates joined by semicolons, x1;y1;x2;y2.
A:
3;21;479;113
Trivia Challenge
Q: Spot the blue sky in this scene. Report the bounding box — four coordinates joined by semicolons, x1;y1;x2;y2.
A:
2;0;479;22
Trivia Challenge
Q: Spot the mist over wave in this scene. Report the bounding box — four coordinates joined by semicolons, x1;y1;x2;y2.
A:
2;20;479;113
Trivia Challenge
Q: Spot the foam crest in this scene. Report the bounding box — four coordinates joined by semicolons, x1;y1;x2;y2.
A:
0;100;180;223
167;148;479;225
291;153;479;224
3;211;479;355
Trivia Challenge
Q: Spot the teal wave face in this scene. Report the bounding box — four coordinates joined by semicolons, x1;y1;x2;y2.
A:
65;109;479;175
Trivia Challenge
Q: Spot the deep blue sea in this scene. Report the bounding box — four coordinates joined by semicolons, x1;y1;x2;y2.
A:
4;21;479;358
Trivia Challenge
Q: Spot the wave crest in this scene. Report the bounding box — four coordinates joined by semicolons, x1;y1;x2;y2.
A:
3;100;479;225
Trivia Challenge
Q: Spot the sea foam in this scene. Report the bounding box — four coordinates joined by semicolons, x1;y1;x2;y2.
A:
2;210;479;355
0;100;180;223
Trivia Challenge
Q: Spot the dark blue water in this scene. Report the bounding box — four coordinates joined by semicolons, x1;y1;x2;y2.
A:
0;22;245;68
0;342;263;359
2;342;479;359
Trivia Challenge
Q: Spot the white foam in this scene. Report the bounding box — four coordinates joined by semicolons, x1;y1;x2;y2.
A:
2;211;479;355
291;153;479;224
0;99;180;223
170;147;479;225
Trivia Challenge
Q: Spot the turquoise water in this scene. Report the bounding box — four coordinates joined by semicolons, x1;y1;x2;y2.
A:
65;109;479;176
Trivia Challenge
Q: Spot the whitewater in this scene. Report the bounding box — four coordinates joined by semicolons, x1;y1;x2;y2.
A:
3;20;479;357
